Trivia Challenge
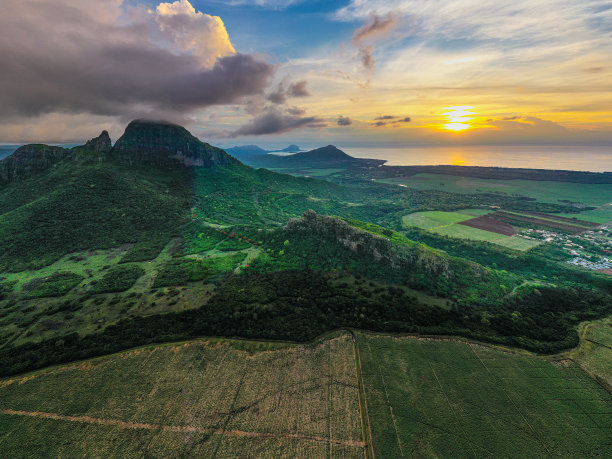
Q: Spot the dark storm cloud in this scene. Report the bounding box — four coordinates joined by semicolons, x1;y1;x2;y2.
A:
375;115;396;120
399;117;411;122
337;116;352;126
233;109;323;136
0;0;274;120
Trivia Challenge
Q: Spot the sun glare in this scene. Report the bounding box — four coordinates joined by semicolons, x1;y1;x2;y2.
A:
442;106;474;131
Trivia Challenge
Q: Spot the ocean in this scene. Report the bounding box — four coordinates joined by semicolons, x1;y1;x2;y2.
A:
342;145;612;172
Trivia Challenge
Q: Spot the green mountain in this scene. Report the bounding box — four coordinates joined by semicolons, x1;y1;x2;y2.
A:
112;119;237;168
235;144;386;169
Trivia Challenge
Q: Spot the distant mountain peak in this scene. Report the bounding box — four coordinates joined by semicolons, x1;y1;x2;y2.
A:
275;144;301;153
295;145;352;161
83;130;111;153
0;144;70;184
113;119;235;168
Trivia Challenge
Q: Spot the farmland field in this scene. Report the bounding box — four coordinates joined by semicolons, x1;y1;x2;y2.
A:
357;333;612;458
402;211;541;251
571;318;612;390
382;174;612;223
0;333;365;458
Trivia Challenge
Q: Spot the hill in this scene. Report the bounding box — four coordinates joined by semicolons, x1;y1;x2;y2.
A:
225;144;302;162
224;144;268;160
271;144;302;153
236;144;386;169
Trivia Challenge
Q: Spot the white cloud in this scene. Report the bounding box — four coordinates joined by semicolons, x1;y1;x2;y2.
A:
154;0;235;67
226;0;302;9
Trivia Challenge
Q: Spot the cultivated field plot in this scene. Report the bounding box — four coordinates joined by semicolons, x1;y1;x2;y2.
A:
402;210;540;251
0;333;365;458
571;318;612;389
393;174;612;207
357;334;612;458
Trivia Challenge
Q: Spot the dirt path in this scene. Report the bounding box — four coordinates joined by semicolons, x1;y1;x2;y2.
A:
350;332;375;459
0;409;365;448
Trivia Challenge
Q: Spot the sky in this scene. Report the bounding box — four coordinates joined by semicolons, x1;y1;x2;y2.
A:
1;0;612;148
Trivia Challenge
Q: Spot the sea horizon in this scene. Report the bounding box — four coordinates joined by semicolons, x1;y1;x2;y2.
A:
343;145;612;173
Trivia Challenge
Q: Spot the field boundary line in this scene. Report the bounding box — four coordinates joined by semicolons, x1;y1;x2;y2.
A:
0;409;365;448
350;331;375;459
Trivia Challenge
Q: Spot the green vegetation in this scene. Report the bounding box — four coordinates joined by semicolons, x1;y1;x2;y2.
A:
120;236;170;263
381;172;612;207
357;333;612;458
0;333;364;458
93;264;145;293
153;253;245;287
570;317;612;390
1;331;609;458
0;157;190;272
402;210;542;250
22;272;83;298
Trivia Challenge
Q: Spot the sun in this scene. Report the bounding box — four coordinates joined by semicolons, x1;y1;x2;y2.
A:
442;106;475;131
444;122;471;131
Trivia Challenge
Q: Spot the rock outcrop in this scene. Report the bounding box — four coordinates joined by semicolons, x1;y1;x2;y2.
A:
285;210;482;279
83;130;112;153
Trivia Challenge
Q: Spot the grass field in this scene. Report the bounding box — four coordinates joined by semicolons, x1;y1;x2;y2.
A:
402;211;541;251
383;174;612;223
0;333;365;458
357;333;612;458
0;236;249;349
571;318;612;390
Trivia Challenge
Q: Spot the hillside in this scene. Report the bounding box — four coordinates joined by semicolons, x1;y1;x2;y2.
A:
236;144;386;169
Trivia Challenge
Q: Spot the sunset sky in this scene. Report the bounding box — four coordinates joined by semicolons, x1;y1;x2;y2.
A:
2;0;612;147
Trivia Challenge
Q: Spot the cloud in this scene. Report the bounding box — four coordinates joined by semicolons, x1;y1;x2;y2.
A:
337;116;352;126
267;89;288;104
358;46;376;70
233;108;323;136
370;115;411;126
350;13;397;71
154;0;235;67
352;13;396;43
226;0;303;9
267;80;311;104
0;0;273;122
287;106;306;115
288;81;310;97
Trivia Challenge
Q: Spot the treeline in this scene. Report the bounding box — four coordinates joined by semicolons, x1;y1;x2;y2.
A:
1;270;603;377
376;165;612;184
